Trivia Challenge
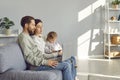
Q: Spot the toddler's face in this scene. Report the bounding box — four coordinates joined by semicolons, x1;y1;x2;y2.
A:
49;38;56;43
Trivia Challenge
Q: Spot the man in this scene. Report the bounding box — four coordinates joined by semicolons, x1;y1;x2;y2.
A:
18;16;76;80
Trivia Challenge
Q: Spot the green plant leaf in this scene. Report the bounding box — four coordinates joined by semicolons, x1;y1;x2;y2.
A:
112;0;120;5
0;17;15;29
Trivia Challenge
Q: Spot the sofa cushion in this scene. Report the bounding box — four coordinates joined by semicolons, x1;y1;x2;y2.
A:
0;42;26;73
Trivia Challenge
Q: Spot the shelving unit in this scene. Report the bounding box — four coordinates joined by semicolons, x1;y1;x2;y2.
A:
109;8;120;10
0;34;18;38
0;33;18;45
104;0;120;59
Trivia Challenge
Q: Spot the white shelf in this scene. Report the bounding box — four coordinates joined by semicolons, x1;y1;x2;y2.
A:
105;43;120;46
104;0;120;59
108;20;120;23
0;34;18;37
104;54;120;58
109;8;120;11
104;32;120;34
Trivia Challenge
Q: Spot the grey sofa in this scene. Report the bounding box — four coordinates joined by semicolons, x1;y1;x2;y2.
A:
0;42;62;80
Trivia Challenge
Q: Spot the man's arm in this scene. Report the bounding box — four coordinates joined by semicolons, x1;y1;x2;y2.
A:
18;35;59;66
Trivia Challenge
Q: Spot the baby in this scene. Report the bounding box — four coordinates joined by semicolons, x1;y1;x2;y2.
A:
45;31;62;62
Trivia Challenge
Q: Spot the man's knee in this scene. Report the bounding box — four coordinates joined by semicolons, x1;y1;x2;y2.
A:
70;56;76;63
71;56;76;61
63;62;71;70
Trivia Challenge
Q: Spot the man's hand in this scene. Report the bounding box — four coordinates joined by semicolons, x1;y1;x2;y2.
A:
47;60;58;68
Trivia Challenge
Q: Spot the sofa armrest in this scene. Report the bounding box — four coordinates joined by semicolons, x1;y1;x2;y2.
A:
0;70;62;80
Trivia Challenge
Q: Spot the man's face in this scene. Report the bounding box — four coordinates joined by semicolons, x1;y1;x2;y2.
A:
27;20;36;35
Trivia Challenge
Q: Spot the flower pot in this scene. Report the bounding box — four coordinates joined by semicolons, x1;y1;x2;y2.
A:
5;29;11;35
112;4;119;9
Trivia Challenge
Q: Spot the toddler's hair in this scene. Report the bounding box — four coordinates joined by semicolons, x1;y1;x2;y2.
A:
46;31;57;41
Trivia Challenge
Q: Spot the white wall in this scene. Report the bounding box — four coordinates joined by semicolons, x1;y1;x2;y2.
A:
0;0;105;59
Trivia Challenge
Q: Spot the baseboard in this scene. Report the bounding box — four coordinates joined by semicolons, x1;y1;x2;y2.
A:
88;55;104;58
76;55;104;59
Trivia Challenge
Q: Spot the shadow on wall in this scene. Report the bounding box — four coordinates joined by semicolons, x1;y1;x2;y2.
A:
76;0;105;59
62;0;106;60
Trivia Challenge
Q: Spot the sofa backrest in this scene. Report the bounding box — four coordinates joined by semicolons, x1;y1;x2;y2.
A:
0;42;26;73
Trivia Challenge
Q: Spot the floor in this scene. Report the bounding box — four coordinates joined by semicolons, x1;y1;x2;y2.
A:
76;56;120;80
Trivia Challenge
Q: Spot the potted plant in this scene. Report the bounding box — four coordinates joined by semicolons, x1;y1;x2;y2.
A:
0;17;14;35
112;0;120;9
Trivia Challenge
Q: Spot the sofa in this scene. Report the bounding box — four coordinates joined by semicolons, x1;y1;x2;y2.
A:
0;42;62;80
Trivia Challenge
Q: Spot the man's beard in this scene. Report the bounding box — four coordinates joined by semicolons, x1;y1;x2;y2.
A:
28;29;35;35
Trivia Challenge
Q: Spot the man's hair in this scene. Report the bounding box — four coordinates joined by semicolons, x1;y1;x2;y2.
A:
46;31;57;41
35;19;42;26
21;16;35;28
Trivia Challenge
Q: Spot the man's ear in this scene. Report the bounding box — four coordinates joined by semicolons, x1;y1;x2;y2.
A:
25;23;28;28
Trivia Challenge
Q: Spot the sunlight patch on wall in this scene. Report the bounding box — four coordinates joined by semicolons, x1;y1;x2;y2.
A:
78;0;105;22
77;0;105;59
77;29;101;59
78;5;92;22
77;30;91;59
91;29;100;51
